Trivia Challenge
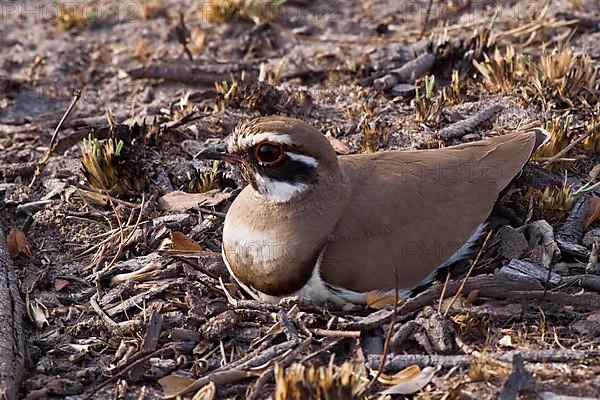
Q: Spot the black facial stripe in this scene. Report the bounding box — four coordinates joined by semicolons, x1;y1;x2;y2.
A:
249;148;317;184
255;151;317;185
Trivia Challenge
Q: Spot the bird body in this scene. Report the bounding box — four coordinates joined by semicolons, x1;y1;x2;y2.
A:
200;117;545;305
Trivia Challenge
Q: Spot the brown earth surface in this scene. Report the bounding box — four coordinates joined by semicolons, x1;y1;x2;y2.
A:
1;0;600;399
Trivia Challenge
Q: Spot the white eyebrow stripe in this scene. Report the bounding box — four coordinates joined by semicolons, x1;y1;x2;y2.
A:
285;152;318;167
238;132;293;147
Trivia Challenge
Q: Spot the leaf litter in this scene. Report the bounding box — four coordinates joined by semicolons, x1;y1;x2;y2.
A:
0;0;599;399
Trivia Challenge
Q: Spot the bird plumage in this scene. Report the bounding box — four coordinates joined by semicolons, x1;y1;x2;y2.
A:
206;116;544;305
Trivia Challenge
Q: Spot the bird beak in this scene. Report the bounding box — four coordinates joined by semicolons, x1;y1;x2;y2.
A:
196;147;243;165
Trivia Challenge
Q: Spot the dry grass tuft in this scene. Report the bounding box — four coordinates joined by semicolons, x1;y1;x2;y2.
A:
520;47;597;109
274;362;361;400
413;75;444;125
55;4;97;30
521;185;575;224
81;136;145;196
583;115;600;154
200;0;287;24
360;117;389;153
442;69;467;104
473;45;519;94
136;0;164;20
188;161;220;193
534;115;574;159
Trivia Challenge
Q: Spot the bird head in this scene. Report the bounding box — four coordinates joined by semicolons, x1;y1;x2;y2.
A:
198;117;340;203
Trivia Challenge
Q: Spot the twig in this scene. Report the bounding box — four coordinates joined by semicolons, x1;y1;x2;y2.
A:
435;105;503;140
444;230;493;316
437;271;451;314
197;207;228;218
29;89;81;187
98;194;146;276
544;122;600;167
89;293;121;332
309;328;361;338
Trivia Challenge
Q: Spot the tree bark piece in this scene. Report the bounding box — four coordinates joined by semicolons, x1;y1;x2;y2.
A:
0;230;25;400
434;105;503;140
557;196;590;244
373;52;436;90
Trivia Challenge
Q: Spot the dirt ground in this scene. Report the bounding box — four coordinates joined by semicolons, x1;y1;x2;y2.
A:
1;0;600;399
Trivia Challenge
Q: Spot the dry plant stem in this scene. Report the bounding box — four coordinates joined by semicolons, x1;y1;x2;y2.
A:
309;329;361;338
544;122;600;167
29;89;81;187
435;105;503;140
99;194;146;276
438;271;451;314
89;293;120;332
444;230;493;316
74;183;140;208
176;256;221;281
0;230;25;400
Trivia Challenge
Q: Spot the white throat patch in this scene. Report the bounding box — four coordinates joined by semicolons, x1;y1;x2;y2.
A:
253;173;308;203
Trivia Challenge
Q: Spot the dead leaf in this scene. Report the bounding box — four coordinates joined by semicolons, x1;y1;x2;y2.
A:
54;278;70;291
159;374;196;398
158;190;232;211
191;28;207;54
168;231;215;257
366;291;396;309
191;382;216;400
326;135;351;155
584;196;600;229
26;297;49;329
379;366;439;395
7;226;32;259
377;364;421;385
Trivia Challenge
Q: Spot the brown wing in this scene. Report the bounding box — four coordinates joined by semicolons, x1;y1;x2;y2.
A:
320;131;538;292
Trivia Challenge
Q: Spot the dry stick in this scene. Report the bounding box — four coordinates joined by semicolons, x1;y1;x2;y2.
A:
29;89;81;187
444;230;493;316
310;328;361;338
0;230;25;400
437;271;451;314
544;122;600;167
99;194;146;276
434;105;503;140
89;293;120;332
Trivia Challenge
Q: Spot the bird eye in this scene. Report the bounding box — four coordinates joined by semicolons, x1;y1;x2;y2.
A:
255;142;284;165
